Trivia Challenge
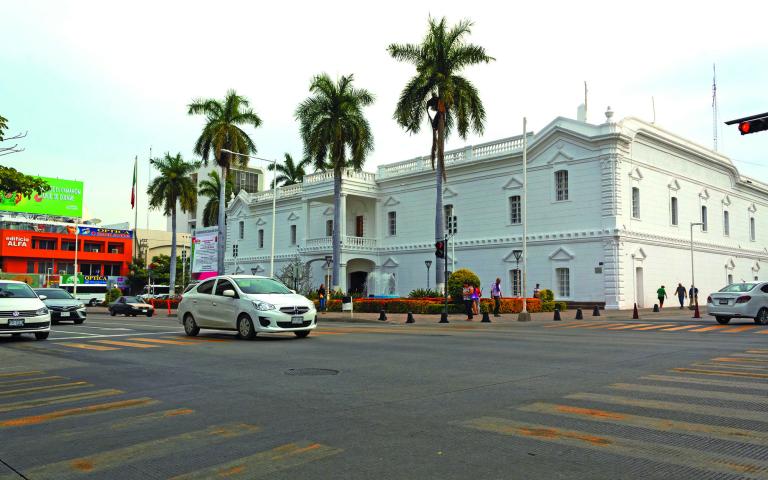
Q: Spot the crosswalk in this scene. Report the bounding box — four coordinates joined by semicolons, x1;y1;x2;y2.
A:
0;370;342;479
544;320;768;334
458;347;768;479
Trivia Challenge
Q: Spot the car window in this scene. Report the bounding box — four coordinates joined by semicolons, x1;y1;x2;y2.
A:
762;284;768;293
34;289;73;299
0;283;37;298
119;297;126;303
719;283;757;293
196;280;215;295
234;277;292;295
214;279;236;297
124;296;141;303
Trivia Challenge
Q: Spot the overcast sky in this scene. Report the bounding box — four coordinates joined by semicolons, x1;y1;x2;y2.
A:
2;0;767;229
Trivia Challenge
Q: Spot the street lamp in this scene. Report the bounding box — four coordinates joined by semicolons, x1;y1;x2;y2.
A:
424;260;432;290
690;222;704;318
324;256;333;291
518;118;531;322
221;149;278;277
512;249;522;297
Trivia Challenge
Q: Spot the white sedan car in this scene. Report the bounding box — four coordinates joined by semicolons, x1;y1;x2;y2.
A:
707;282;768;325
177;275;316;339
0;280;51;340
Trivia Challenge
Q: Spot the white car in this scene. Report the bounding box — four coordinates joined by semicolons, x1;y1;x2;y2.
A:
707;282;768;325
177;275;317;339
0;280;51;340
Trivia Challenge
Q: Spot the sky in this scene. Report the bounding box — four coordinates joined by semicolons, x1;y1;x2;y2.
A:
1;0;767;230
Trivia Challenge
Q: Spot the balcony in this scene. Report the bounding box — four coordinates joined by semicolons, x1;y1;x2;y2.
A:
302;235;377;252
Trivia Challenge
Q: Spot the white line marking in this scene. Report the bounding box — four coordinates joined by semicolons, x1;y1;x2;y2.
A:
51;330;102;336
84;322;179;329
50;331;181;340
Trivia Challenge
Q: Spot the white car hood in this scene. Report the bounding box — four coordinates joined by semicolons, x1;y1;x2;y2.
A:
0;298;45;311
243;293;314;309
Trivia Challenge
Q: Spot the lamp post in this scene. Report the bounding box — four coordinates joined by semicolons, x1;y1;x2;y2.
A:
518;118;531;321
512;249;522;297
324;255;332;291
73;223;79;297
425;260;432;290
690;221;704;318
221;149;278;277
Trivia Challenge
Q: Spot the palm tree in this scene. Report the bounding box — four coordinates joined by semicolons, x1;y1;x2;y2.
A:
188;90;262;275
198;170;233;227
295;74;374;290
388;17;493;290
147;153;199;295
267;153;311;186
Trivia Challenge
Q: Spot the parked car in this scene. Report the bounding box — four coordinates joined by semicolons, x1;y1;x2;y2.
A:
108;296;155;317
177;275;316;339
34;288;86;325
0;280;50;340
707;282;768;325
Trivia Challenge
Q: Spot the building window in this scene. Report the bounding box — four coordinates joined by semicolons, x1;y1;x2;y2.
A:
107;243;124;254
38;261;54;274
631;187;640;219
57;262;75;275
238;221;244;240
556;267;570;297
232;169;260;194
32;238;57;250
671;197;678;226
355;216;364;237
80;263;102;276
555;170;569;201
84;242;103;253
258;229;264;249
232;244;239;257
103;263;121;276
290;225;297;245
510;269;521;296
723;211;730;236
701;206;708;232
750;216;756;241
61;240;78;251
444;204;457;234
387;211;397;236
325;220;333;237
27;261;35;273
509;196;521;225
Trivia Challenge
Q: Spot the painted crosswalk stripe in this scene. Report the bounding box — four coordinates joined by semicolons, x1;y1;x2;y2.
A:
459;417;768;478
756;329;768;334
550;322;603;329
93;340;160;349
56;408;195;439
59;343;120;351
712;356;768;364
693;362;768;372
169;442;343;479
641;374;768;392
517;402;768;445
606;324;653;330
0;381;90;398
689;325;732;332
0;376;67;388
0;389;124;413
729;353;768;359
747;349;768;354
166;336;230;342
722;325;757;333
0;397;158;428
609;383;768;405
673;367;768;379
0;371;45;379
659;325;700;332
127;337;198;345
630;324;676;331
8;423;261;478
579;323;628;329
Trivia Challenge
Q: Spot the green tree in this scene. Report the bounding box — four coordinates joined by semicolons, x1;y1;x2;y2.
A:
198;170;233;227
127;258;148;295
267;153;311;186
295;74;374;289
388;17;493;290
0;167;50;197
146;153;198;295
188;90;262;275
0;114;8;140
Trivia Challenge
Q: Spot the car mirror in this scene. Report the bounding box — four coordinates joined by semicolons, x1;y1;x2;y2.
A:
39;295;47;301
223;289;236;298
290;289;296;294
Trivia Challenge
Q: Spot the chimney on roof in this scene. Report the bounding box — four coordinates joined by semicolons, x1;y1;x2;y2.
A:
577;104;587;122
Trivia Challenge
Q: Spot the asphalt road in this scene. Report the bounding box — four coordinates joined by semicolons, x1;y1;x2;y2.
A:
0;311;767;479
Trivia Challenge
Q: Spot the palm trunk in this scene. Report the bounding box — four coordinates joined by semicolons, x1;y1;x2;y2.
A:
331;170;342;291
435;111;446;292
217;165;227;275
169;206;177;295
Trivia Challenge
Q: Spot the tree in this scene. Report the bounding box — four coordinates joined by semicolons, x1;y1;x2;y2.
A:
276;256;313;295
198;170;233;227
0;166;50;197
267;153;311;186
0;113;28;157
146;153;198;295
188;90;262;275
295;74;374;290
388;17;493;290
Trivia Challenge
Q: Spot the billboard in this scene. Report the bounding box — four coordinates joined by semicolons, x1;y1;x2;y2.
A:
191;226;218;280
77;226;132;239
0;176;83;217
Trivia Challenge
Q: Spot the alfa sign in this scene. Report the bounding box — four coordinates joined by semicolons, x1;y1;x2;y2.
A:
5;235;30;248
0;176;83;217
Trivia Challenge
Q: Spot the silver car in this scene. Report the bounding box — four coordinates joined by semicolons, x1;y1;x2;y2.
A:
707;282;768;325
34;288;87;324
177;275;316;339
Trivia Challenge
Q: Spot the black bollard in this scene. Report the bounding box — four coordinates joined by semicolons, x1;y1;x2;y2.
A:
406;312;415;324
653;304;660;313
553;308;561;321
592;305;601;317
439;312;449;323
575;308;583;320
378;309;388;321
481;311;491;323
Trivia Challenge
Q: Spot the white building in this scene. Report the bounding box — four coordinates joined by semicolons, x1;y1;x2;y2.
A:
224;109;768;309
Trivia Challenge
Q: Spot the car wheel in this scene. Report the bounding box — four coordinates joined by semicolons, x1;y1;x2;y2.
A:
294;330;311;339
237;314;256;340
74;318;85;325
109;309;116;317
755;308;768;325
183;314;200;337
89;299;97;307
715;316;731;324
35;332;49;340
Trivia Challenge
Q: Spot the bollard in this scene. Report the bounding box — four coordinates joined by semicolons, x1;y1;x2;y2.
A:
167;299;171;315
378;309;387;321
575;308;583;320
553;308;561;321
439;312;449;323
653;304;660;313
481;311;491;323
632;303;639;319
406;312;415;324
692;303;701;319
592;305;601;317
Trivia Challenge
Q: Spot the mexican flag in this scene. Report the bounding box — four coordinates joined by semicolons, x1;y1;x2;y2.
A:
131;156;137;209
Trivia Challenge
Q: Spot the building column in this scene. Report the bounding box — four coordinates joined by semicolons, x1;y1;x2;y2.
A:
375;198;383;238
339;262;348;293
602;237;624;309
302;200;310;244
339;194;348;242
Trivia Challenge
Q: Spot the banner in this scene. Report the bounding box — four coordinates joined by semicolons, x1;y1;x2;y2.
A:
191;226;218;280
0;177;83;217
61;274;109;285
77;226;132;239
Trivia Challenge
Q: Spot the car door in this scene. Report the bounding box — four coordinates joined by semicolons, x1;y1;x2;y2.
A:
115;297;127;314
211;279;238;330
192;279;217;327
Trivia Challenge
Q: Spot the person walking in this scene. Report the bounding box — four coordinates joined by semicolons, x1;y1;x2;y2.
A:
689;285;699;308
471;285;480;316
656;285;667;308
675;283;687;309
462;282;474;321
318;284;327;314
533;283;541;299
491;278;502;317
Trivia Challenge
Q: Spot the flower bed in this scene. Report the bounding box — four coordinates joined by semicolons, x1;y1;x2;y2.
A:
314;297;541;314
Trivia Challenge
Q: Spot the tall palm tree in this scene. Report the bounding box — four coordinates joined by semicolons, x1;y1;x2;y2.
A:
147;153;199;295
188;90;262;275
388;17;493;290
295;74;374;290
267;153;311;186
198;170;233;227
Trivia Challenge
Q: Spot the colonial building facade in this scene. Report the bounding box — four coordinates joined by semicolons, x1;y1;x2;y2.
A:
223;110;768;309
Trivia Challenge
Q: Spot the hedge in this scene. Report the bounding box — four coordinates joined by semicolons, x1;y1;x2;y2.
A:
313;297;541;314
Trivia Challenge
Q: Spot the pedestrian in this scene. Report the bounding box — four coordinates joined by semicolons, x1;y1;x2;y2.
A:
675;283;687;309
471;285;480;315
462;282;474;321
688;285;699;307
533;283;541;298
491;278;502;317
318;283;326;313
656;285;667;308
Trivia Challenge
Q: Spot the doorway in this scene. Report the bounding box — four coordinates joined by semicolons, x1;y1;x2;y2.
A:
355;216;364;237
349;271;368;296
635;267;644;308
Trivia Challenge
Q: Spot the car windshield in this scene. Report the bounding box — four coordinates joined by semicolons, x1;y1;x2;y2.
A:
124;296;142;303
0;282;38;298
719;283;756;293
35;289;74;299
234;278;292;295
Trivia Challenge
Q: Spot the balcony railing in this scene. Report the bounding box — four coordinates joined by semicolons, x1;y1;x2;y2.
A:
303;235;377;250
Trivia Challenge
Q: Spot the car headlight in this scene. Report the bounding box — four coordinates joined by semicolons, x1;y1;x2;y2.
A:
36;307;49;315
77;304;86;309
253;301;276;311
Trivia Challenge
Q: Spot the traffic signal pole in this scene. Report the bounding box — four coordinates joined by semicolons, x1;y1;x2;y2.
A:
439;234;449;323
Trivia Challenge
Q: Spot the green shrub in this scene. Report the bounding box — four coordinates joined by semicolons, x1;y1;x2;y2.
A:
554;301;568;312
104;288;123;304
539;289;554;302
446;268;480;304
408;288;441;299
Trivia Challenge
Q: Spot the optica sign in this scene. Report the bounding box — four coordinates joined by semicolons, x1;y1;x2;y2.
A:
0;176;83;217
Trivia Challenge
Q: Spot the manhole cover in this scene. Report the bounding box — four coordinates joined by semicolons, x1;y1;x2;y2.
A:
284;368;339;376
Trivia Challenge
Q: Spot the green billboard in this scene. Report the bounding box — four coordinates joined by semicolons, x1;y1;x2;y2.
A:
0;176;83;217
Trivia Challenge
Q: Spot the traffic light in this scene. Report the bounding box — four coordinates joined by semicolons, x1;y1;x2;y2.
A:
739;118;768;135
435;240;445;258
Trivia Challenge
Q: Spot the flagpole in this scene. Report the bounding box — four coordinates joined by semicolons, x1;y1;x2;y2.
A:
147;146;151;233
134;156;139;260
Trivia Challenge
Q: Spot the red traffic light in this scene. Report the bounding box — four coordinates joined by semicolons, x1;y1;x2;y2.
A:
739;121;751;134
435;241;445;258
737;118;767;135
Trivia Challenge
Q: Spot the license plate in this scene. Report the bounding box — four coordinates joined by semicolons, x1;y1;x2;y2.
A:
60;312;70;317
291;316;304;325
141;309;147;312
8;319;24;327
719;300;728;305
